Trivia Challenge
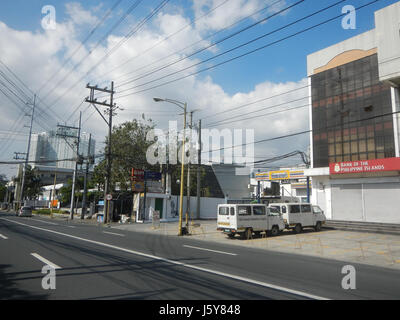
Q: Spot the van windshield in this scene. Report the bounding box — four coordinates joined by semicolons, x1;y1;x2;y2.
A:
218;207;230;215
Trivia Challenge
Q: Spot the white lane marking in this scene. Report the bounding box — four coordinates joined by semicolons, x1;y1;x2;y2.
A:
0;234;8;240
32;219;58;226
0;217;329;300
103;231;125;237
183;245;237;256
67;226;76;228
31;253;62;269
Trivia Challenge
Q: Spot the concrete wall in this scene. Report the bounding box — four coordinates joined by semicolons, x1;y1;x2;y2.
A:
176;196;226;220
375;1;400;84
307;29;376;76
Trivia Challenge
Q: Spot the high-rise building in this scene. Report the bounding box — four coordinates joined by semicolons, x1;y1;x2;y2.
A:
20;130;96;186
305;2;400;223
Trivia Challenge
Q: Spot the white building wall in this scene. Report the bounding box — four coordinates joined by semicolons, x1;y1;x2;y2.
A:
375;1;400;84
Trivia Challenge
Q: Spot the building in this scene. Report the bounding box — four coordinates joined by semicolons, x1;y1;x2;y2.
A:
253;167;311;203
27;131;95;185
305;2;400;223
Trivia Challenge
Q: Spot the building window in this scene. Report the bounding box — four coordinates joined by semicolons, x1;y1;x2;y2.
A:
312;54;395;167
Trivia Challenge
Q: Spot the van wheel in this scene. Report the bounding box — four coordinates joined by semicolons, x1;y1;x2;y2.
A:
271;225;279;236
227;233;235;239
243;228;252;240
314;221;322;232
294;224;302;234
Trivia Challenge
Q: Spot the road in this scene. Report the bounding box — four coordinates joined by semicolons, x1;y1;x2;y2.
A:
1;211;400;300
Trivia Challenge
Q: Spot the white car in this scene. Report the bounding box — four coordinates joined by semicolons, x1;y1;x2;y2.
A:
217;204;285;239
268;203;326;233
17;206;33;217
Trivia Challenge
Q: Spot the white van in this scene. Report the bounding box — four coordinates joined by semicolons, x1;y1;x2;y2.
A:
217;204;285;239
268;203;326;233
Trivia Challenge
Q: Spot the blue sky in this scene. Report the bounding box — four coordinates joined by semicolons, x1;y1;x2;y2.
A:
0;0;399;178
0;0;396;94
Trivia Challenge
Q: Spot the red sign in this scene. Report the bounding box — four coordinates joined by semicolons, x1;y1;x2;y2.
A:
330;157;400;175
131;168;144;181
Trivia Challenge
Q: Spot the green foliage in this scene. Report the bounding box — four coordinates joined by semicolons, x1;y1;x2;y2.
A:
33;209;66;215
59;177;85;206
92;118;158;191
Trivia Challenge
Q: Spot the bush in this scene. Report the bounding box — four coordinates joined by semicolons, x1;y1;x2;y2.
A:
33;209;67;215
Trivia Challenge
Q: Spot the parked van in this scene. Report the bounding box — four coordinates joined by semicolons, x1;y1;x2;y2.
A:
217;204;285;239
268;203;326;233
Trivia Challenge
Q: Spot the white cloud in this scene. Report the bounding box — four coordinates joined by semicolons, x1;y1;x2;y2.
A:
65;2;100;26
0;1;309;178
192;0;288;33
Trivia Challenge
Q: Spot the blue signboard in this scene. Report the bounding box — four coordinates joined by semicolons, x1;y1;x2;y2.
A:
145;171;162;180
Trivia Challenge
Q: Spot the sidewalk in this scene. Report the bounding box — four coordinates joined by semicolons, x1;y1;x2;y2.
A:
31;213;400;271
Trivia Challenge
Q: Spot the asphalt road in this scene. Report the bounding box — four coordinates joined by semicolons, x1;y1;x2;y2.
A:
1;211;399;300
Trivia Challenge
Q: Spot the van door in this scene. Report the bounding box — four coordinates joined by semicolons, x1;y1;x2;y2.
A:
300;204;313;227
252;205;268;231
217;206;232;230
288;204;301;226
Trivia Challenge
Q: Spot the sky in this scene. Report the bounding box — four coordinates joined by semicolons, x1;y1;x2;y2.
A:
0;0;398;179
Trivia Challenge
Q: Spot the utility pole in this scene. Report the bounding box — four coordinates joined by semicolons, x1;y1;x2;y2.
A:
19;94;36;208
86;82;117;224
50;173;57;218
69;112;82;220
196;119;201;220
186;111;193;223
56;122;81;219
81;134;92;220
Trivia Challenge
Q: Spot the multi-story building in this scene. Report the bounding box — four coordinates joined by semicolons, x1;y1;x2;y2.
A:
305;2;400;223
21;130;96;186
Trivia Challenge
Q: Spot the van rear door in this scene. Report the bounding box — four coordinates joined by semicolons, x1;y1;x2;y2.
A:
217;205;234;231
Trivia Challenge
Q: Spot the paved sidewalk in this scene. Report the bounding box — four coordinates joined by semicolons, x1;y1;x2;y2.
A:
30;213;400;271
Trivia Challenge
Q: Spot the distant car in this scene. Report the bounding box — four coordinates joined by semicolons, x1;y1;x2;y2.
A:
17;206;33;217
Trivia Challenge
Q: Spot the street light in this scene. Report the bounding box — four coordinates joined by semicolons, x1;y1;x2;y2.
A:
153;97;187;236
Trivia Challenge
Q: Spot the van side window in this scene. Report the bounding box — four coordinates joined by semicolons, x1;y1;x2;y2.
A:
238;206;251;216
282;206;287;214
253;206;266;215
218;207;229;215
290;205;300;213
301;205;312;213
230;207;235;216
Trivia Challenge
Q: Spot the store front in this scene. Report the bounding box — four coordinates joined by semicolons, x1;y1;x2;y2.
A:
305;158;400;223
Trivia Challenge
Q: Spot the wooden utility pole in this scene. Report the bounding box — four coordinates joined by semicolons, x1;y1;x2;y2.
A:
56;113;82;220
81;134;92;219
196;119;201;220
86;82;117;224
186;111;193;223
19;94;36;208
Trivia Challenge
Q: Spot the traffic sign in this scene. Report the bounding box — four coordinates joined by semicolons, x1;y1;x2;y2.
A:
145;171;162;181
106;194;113;201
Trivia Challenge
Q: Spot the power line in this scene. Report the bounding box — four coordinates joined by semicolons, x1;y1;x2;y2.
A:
36;0;124;95
45;0;170;120
116;0;376;98
115;0;307;91
97;0;234;81
102;0;285;85
39;0;144;103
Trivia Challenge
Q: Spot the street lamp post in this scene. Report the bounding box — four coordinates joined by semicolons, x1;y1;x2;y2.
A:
153;98;187;236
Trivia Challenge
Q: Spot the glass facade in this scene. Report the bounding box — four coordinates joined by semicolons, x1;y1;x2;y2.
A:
311;54;395;168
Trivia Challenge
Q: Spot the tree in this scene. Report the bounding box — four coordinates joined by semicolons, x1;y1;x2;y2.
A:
92;118;158;191
0;174;7;201
13;166;43;200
